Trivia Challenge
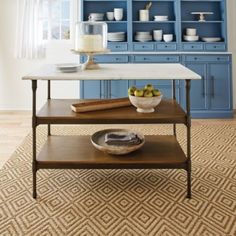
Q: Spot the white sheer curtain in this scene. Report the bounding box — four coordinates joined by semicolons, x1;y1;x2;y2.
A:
15;0;45;59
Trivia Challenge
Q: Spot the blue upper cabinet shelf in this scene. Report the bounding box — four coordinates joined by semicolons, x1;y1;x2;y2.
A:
180;0;227;51
80;0;227;52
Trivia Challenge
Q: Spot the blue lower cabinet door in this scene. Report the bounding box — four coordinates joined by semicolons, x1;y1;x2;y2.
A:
185;63;207;110
80;80;105;99
110;80;129;98
208;64;231;110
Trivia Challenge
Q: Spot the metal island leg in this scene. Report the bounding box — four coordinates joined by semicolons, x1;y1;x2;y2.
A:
186;79;191;198
32;80;37;199
47;80;51;136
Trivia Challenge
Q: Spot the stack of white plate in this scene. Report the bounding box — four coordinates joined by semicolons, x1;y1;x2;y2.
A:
108;32;126;42
183;35;199;42
56;63;81;73
134;31;152;42
154;15;169;21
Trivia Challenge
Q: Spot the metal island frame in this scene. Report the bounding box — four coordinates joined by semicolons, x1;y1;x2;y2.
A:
23;63;201;199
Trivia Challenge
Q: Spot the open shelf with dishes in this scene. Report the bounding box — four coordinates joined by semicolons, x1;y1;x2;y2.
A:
80;0;227;52
180;0;227;51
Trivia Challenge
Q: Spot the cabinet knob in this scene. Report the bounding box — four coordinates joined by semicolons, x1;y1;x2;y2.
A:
194;57;198;60
115;46;120;48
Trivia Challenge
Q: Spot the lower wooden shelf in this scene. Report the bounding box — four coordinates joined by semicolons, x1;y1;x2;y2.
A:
37;135;188;170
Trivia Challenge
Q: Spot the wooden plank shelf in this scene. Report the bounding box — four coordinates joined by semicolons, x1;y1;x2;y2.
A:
36;99;187;125
37;135;188;169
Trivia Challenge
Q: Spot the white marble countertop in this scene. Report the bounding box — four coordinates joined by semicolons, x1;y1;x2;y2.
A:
22;63;201;81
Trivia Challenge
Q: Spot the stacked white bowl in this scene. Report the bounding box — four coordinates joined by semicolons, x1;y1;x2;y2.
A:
108;32;126;42
153;30;163;41
184;28;199;42
135;32;152;42
154;15;168;21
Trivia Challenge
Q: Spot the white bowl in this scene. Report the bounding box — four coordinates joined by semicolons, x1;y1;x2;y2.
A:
184;35;199;42
129;95;163;113
154;15;168;19
163;34;173;42
186;28;197;36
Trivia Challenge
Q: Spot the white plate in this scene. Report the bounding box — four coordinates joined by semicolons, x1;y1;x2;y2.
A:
56;63;81;73
201;37;221;42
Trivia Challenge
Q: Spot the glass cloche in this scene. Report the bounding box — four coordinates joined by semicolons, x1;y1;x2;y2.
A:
75;21;108;52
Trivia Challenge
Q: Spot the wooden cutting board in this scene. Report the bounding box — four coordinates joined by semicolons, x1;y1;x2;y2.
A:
71;97;132;113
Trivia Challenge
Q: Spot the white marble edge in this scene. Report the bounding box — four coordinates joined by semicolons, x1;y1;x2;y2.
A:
22;63;201;81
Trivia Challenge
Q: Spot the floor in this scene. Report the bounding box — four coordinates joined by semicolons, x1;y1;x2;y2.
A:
0;111;235;169
0;111;31;168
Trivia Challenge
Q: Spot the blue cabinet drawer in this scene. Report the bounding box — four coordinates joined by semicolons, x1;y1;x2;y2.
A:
94;55;129;63
184;55;230;63
108;43;128;52
205;43;226;51
133;43;155;51
133;55;180;63
156;43;177;51
182;43;203;51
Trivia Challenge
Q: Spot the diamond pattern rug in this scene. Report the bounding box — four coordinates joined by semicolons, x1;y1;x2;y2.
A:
0;124;236;236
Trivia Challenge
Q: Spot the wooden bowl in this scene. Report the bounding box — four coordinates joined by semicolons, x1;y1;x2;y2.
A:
91;129;145;155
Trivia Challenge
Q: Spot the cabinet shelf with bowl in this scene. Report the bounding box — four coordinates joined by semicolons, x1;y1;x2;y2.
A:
180;0;227;51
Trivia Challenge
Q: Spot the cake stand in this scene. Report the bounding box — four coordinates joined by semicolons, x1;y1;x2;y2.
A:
191;12;214;22
71;49;110;70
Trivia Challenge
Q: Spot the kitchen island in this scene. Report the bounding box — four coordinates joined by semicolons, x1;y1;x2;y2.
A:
23;63;201;199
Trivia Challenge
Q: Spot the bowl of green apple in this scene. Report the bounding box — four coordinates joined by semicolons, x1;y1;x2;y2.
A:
128;84;162;113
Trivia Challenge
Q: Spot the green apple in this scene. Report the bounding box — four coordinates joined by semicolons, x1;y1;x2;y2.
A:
128;86;137;96
144;89;153;97
152;89;161;96
134;89;144;97
144;84;154;92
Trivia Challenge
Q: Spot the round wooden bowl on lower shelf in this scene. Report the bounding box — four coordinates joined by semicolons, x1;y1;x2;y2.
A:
91;129;145;155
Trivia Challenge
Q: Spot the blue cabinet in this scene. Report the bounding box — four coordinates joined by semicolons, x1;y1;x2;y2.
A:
183;55;232;118
79;0;233;118
80;55;130;99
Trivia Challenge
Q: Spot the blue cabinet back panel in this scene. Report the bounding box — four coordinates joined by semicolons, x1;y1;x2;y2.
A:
181;2;222;21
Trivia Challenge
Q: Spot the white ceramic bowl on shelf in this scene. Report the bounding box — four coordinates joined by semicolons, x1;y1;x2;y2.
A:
129;95;163;113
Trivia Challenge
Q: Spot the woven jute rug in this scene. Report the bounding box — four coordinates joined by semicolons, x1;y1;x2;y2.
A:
0;123;236;236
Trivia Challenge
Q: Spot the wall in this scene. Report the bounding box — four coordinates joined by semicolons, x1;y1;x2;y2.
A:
0;0;236;110
0;0;79;110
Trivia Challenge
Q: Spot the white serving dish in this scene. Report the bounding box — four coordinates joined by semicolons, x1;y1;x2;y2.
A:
56;63;81;73
91;129;145;155
184;35;199;42
201;37;221;42
129;94;163;113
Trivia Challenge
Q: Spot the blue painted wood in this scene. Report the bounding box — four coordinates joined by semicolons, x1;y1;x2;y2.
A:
132;55;180;63
80;0;232;118
184;63;207;110
208;63;231;110
183;54;232;118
